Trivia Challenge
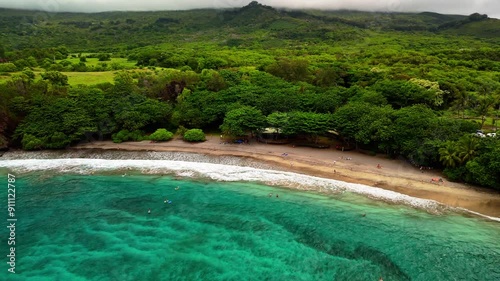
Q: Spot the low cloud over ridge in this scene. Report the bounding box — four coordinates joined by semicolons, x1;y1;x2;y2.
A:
0;0;497;18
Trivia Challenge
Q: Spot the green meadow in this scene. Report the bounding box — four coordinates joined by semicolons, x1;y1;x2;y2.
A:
1;71;119;85
62;71;117;85
58;57;137;68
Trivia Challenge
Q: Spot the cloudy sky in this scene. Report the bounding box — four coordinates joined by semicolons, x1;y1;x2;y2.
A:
0;0;498;18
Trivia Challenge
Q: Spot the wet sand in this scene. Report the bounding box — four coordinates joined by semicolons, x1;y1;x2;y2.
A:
75;136;500;217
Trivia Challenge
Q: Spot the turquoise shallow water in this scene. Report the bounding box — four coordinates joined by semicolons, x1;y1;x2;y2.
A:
1;171;499;281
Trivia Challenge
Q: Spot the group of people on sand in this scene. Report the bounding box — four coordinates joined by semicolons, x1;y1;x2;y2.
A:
148;186;180;214
430;178;444;184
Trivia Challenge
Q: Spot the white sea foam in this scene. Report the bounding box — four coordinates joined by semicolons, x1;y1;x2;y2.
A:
454;209;500;223
1;158;446;209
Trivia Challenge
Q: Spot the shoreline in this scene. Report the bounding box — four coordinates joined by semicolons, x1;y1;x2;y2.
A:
58;137;499;217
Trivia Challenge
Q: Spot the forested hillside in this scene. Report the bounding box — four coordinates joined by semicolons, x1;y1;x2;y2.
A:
0;2;499;189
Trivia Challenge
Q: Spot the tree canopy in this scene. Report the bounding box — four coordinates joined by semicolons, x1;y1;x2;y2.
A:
0;4;499;189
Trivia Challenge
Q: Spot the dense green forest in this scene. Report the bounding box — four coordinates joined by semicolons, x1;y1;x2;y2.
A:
0;2;499;189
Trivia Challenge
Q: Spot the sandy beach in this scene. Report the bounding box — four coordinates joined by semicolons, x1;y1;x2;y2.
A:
75;136;500;218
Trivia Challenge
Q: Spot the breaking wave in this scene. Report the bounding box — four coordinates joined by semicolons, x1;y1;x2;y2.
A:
1;150;499;222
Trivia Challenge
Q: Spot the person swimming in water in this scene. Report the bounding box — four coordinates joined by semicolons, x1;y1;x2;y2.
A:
148;209;151;214
175;186;180;190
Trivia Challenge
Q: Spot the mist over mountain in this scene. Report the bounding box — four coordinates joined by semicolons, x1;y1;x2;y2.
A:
0;0;498;19
0;1;498;52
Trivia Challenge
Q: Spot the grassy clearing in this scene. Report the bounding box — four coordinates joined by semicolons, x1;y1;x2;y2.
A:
64;69;155;85
450;115;499;131
464;117;497;127
0;71;119;85
62;71;117;85
0;69;156;86
58;57;137;68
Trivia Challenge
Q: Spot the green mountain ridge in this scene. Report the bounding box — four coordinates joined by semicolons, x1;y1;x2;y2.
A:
0;1;498;51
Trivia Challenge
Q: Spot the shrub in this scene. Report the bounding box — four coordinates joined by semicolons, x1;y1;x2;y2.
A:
112;129;130;143
175;126;188;137
21;134;44;150
149;129;173;142
71;62;88;72
14;59;29;69
128;130;145;141
0;63;17;72
183;129;206;142
112;130;146;143
110;62;124;70
59;60;72;67
443;166;467;182
180;65;192;72
48;64;65;71
97;53;111;61
46;132;70;149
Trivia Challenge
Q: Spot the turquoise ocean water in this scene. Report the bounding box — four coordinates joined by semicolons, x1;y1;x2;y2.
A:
0;159;499;281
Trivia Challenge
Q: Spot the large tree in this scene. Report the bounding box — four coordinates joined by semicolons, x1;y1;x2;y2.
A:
284;111;332;143
390;105;438;158
266;112;290;136
332;102;373;139
220;106;266;136
265;58;310;82
41;71;68;86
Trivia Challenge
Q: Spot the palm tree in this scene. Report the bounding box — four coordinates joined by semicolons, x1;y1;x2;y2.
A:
457;135;480;163
438;141;461;168
451;90;469;119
